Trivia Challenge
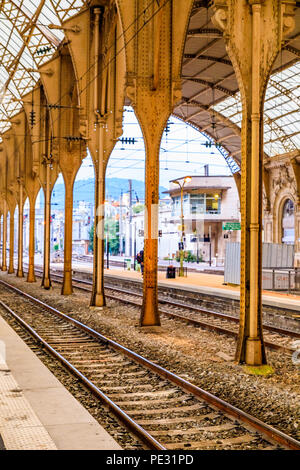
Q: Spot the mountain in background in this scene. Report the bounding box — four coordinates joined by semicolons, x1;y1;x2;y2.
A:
51;178;168;209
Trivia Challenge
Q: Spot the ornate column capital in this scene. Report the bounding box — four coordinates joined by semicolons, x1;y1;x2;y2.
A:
211;0;229;34
42;154;54;168
281;0;297;39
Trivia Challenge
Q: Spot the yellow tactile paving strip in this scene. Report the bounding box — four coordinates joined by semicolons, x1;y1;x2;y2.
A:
0;356;57;450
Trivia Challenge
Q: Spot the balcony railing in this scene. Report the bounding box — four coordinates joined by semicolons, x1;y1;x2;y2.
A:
172;209;221;217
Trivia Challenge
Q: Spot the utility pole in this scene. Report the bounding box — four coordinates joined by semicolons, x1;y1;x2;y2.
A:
209;224;212;267
129;179;132;257
173;176;192;276
41;153;52;289
119;190;123;255
106;231;109;269
133;221;136;270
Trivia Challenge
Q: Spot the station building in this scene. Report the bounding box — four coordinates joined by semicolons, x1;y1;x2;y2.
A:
130;174;240;264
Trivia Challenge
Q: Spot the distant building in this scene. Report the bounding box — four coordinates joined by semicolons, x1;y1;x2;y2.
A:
22;175;239;264
72;201;93;255
129;174;240;264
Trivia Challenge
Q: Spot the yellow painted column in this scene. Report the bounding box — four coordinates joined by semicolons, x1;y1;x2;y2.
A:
0;214;2;268
16;183;24;278
8;211;15;274
27;197;36;283
42;162;51;289
140;136;161;327
244;3;263;365
233;1;267;366
2;204;7;271
90;129;106;307
61;180;74;295
211;0;296;365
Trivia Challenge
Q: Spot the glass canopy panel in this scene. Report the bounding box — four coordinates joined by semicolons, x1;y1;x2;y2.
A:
0;0;87;139
2;1;296;159
213;63;300;157
39;1;65;29
51;0;87;21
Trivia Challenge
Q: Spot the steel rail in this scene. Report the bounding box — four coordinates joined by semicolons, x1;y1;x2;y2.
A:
27;265;300;333
104;284;300;340
42;268;300;338
30;269;298;353
0;278;299;450
106;294;295;354
0;297;165;450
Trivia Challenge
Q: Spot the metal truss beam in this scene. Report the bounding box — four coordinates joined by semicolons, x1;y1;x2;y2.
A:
187;28;222;38
182;76;236;97
183;54;232;66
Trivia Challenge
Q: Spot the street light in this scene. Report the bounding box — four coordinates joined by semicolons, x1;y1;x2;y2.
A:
173;176;192;277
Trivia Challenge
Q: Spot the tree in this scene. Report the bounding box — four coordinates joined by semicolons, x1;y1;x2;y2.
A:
105;218;119;254
88;218;119;255
132;203;144;214
88;225;94;253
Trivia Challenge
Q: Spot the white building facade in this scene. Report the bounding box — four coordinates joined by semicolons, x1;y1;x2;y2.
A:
125;175;240;264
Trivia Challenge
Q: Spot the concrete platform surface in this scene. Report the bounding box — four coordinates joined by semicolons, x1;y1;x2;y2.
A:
102;268;300;312
0;352;57;450
21;257;300;313
55;262;299;311
0;315;121;450
48;261;300;312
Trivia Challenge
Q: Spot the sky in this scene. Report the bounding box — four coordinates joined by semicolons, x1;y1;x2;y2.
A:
55;106;231;189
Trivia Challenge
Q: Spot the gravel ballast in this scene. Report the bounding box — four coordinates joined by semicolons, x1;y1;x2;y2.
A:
0;271;299;443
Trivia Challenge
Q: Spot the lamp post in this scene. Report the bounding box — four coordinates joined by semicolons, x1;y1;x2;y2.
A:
173;176;192;277
133;222;137;271
106;231;109;270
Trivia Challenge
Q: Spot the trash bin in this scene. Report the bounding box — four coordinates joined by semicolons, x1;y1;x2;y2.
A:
166;266;176;279
125;258;131;270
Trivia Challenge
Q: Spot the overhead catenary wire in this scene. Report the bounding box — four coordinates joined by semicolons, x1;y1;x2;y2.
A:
0;0;172;157
0;0;164;128
3;1;205;206
1;0;299;164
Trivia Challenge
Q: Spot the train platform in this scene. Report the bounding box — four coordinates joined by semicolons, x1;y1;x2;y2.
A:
60;262;300;313
105;269;300;312
0;314;121;450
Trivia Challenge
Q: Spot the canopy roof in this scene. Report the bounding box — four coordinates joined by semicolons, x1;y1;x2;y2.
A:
0;0;88;134
0;0;299;172
173;1;300;172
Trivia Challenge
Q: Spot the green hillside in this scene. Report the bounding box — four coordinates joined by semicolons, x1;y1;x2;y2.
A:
51;178;167;209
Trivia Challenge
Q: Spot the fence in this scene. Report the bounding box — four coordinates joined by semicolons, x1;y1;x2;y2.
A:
262;267;300;293
224;242;296;290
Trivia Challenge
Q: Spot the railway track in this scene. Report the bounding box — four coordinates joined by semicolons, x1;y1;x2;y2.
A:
0;278;299;450
31;268;299;355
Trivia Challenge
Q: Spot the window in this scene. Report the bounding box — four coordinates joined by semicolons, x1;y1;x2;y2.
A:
205;193;221;214
282;199;294;244
190;193;221;215
171;196;180;216
172;194;190;216
190;194;205;215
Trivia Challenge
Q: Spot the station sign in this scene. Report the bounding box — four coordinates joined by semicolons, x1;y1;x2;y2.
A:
222;222;241;231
